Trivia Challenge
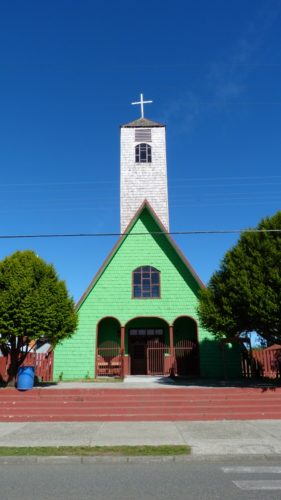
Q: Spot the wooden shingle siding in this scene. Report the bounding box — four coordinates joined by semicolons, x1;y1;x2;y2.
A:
54;207;241;380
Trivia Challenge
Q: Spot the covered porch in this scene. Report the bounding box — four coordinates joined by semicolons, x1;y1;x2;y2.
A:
96;315;200;378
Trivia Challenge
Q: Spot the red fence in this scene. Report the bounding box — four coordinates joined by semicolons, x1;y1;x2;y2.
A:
147;340;199;376
146;345;281;379
96;345;123;378
242;348;281;379
0;358;7;381
0;353;54;383
147;346;170;375
97;340;199;378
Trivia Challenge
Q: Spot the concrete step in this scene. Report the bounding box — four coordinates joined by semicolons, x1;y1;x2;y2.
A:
0;387;280;422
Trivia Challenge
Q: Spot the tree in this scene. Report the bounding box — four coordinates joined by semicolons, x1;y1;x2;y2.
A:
198;211;281;345
0;250;78;384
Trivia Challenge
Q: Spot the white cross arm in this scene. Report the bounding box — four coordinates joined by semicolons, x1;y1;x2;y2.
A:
131;93;153;118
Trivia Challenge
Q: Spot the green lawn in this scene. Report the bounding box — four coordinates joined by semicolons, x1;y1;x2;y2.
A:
0;445;190;456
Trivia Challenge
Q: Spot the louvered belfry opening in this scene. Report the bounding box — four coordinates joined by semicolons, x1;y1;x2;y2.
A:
135;128;152;142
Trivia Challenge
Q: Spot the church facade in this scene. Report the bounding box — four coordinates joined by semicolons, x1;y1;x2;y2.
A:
54;97;241;380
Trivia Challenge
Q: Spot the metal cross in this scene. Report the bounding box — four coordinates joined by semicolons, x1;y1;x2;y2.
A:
131;93;153;118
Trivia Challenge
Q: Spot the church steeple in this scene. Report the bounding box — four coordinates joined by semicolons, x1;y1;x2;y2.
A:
120;95;169;233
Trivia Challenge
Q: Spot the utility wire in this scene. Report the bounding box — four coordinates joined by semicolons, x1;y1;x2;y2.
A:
0;229;280;240
1;174;281;188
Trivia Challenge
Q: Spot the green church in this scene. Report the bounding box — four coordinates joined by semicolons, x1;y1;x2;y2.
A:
54;95;241;381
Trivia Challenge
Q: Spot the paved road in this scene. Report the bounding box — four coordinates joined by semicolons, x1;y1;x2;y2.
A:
1;459;281;499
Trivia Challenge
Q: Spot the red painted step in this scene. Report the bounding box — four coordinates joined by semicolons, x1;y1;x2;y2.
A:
0;387;280;422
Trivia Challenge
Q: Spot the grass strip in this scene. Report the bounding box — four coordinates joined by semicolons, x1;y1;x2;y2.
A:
0;445;190;457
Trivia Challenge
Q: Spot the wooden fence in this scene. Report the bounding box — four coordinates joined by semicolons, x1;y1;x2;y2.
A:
96;340;199;378
147;341;199;376
146;346;170;375
0;352;54;383
96;345;123;378
242;348;281;379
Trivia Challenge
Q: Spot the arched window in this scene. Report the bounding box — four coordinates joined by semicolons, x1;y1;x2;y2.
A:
135;143;152;163
133;266;160;298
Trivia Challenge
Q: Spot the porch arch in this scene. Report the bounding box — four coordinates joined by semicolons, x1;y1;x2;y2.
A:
96;316;121;348
125;316;170;375
173;316;200;376
96;317;122;377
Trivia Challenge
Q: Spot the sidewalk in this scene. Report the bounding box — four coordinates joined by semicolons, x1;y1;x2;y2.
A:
1;379;281;457
33;376;281;389
1;420;281;456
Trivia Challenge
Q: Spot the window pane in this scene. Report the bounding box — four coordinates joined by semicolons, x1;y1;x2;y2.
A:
132;266;160;299
155;329;163;336
151;273;159;284
152;286;160;297
133;273;141;284
134;286;141;297
136;144;151;164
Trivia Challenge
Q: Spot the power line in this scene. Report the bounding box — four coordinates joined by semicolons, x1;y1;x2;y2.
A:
0;229;280;240
1;174;281;189
0;196;280;214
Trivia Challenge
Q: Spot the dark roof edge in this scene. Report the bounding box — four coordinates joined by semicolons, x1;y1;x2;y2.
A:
121;124;164;128
121;117;165;128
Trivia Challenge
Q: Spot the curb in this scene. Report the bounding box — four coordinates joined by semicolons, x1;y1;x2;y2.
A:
0;453;281;465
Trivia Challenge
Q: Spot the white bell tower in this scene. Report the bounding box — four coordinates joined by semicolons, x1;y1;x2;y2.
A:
120;94;169;233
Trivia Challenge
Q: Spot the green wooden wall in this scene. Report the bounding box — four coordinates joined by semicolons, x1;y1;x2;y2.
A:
54;207;241;380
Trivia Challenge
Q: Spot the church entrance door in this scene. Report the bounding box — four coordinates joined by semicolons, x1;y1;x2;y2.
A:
129;328;164;375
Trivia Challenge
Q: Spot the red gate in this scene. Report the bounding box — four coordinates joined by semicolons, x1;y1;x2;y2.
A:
147;345;170;375
147;340;199;376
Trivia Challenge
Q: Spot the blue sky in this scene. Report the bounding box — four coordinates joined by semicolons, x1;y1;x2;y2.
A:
0;0;281;302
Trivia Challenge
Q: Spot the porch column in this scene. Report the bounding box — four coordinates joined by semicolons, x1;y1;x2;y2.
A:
169;325;175;376
120;326;125;378
169;325;174;350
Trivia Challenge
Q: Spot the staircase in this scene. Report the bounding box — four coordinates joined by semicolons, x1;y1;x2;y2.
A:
0;387;280;422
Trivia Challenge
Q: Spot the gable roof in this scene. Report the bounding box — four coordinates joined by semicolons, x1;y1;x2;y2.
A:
76;200;205;310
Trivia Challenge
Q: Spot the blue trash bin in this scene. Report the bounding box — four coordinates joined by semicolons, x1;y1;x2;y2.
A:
17;366;35;391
